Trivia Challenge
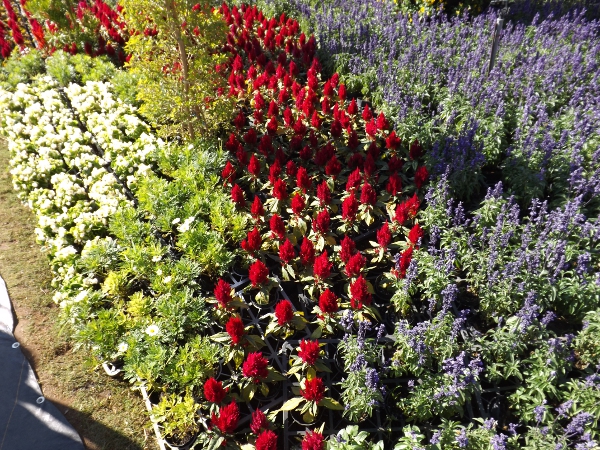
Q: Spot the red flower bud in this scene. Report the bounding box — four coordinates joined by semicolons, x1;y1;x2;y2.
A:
409;139;424;160
414;165;429;189
250;409;269;434
350;275;372;309
291;193;306;215
347;98;358;115
362;104;373;121
270;214;286;239
273;178;288;200
256;430;278;450
251;195;265;218
244;128;257;145
302;430;325;450
318;289;338;314
313;252;332;280
266;117;278;135
300;145;313;161
345;252;366;277
346;168;362;192
249;260;269;287
386;131;401;150
300;238;315;265
222;161;236;184
242;352;269;383
301;377;325;402
279;239;296;264
376;112;389;130
226;316;245;345
241;227;262;253
296;167;312;192
397;246;414;278
377;222;392;249
330;119;342;138
313;210;330;234
275;299;294;325
248;154;261;177
325;156;342;177
204;377;228;403
338;84;346;101
408;223;424;246
310;110;321;129
365;119;377;138
386;173;402;197
340;235;356;263
316;181;331;205
231;184;246;207
342;192;359;222
211;401;239;434
298;339;320;365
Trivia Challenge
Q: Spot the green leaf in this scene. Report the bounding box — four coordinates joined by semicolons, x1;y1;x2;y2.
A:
279;396;304;411
310;326;323;339
318;397;344;410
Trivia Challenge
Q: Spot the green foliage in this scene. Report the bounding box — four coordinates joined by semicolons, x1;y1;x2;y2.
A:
576;310;600;366
0;50;45;89
152;392;200;441
327;426;384;450
121;0;233;140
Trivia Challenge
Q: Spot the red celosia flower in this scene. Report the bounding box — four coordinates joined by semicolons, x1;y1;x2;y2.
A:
286;160;298;178
313;210;330;234
398;246;414;278
211;401;239;434
339;110;350;129
395;203;408;226
348;153;364;171
345;252;366;277
346;168;362;192
388;156;404;173
244;128;257;145
302;431;325;450
301;377;325;402
275;299;294;325
222;161;236;184
248;155;260;177
226;132;239;151
319;289;338;314
377;222;392;249
360;182;377;205
386;131;401;150
298;339;320;365
316;181;331;205
367;141;381;160
267;100;279;118
267;117;278;135
284;107;294;127
250;409;269;434
293;117;307;136
310;110;321;129
236;147;248;165
330;73;340;87
269;160;282;184
279;239;296;264
300;238;315;265
362;104;373;121
214;278;232;308
300;145;313;160
323;80;333;96
313;252;332;280
408;223;424;246
325;156;342;177
365;119;377;138
377;112;389;130
409;139;424;160
291;194;306;215
270;214;286;239
350;275;372;309
340;235;356;263
204;377;228;403
259;135;274;156
296;167;312;192
241;227;262;253
386;173;402;197
330;119;342;138
338;84;346;101
273;178;288;200
342;192;359;222
256;429;278;450
414;165;429;189
242;352;269;382
347;98;358;115
226;316;245;345
251;195;264;218
406;193;420;217
321;97;330;114
249;260;269;287
231;184;246;207
364;154;376;177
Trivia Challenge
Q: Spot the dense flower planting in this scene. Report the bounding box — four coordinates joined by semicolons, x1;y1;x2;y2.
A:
1;1;600;449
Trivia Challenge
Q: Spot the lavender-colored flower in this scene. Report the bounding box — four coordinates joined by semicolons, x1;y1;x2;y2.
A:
556;400;573;419
534;402;546;423
565;412;594;438
456;429;468;448
491;434;507;450
365;368;379;390
340;310;354;332
507;423;518;436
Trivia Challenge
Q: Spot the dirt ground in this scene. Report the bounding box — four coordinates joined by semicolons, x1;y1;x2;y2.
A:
0;139;157;450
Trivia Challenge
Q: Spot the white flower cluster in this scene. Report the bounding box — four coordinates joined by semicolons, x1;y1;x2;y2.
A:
0;77;159;313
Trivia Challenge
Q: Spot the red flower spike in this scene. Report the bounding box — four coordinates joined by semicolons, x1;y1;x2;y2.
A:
300;145;313;161
340;235;356;263
364;154;376;177
211;402;239;434
250;409;269;434
259;135;274;156
214;278;233;308
339;110;350;129
377;222;392;249
231;184;246;207
249;260;269;287
316;181;331;205
267;100;279;118
301;377;325;402
289;60;298;77
398;246;414;278
266;117;278;135
348;129;359;149
342;192;359;222
221;161;236;184
302;431;325;450
270;214;286;239
314;210;330;234
330;119;342;138
362;104;373;121
242;352;269;382
386;131;401;150
360;182;377;205
415;165;429;189
273;178;288;200
325;156;342;177
323;80;333;97
279;239;296;264
367;141;381;160
286;161;297;178
377;112;389;130
248;154;261;177
345;252;366;277
395;203;408;226
331;73;340;87
296;166;312;192
234;111;246;129
346;168;362;192
313;252;332;280
406;194;420;217
275;299;294;325
311;110;321;129
256;430;278;450
408;223;424;246
365;119;378;138
251;196;264;218
386;173;402;197
226;133;239;151
293;117;307;136
350;275;372;309
284;107;294;127
204;378;228;404
321;97;330;114
226;316;245;345
347;98;358;115
318;289;338;314
409;139;424;160
269;160;282;184
300;238;315;266
388;155;404;173
298;339;320;365
292;194;306;215
338;84;346;101
244;128;257;145
279;87;290;104
241;227;262;253
254;92;266;110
